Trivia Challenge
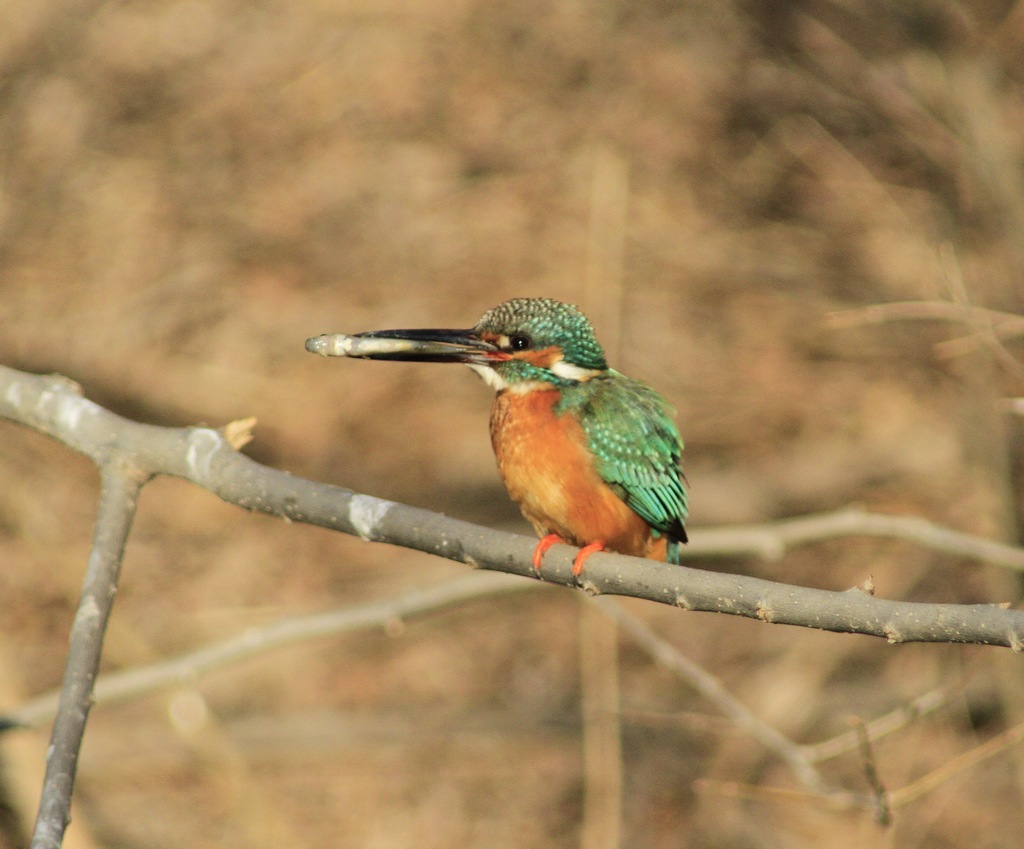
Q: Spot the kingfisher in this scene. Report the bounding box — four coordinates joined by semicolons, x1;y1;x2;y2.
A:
306;298;688;575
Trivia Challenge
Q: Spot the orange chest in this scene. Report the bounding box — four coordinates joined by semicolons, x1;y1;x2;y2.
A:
489;389;586;506
488;389;601;530
489;389;606;528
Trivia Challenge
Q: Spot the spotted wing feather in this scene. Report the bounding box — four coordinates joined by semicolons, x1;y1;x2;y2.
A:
558;373;688;561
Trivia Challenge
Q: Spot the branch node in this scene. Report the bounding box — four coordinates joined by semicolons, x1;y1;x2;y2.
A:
755;600;775;622
578;578;602;596
847;576;876;596
675;594;694;611
184;427;227;485
883;624;904;644
52;374;83;395
347;494;393;541
1008;632;1024;654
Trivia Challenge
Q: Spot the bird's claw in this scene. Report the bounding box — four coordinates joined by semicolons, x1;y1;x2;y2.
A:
571;541;606;576
531;535;606;580
531;534;564;573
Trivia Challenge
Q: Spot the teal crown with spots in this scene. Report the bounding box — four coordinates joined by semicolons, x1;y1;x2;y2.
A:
475;298;609;371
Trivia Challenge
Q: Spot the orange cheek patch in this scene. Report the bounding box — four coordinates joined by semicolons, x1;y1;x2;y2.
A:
514;346;563;368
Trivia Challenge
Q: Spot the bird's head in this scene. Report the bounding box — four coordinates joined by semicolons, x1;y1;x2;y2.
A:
468;298;608;390
306;297;609;392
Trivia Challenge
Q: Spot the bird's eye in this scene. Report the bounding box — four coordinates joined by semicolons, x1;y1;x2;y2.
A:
509;333;531;351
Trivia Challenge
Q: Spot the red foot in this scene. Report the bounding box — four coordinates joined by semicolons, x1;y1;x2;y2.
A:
532;533;565;572
572;540;607;576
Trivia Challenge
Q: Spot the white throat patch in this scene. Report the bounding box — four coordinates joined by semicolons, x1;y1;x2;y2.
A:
468;365;552;394
468;364;507;391
468;356;602;393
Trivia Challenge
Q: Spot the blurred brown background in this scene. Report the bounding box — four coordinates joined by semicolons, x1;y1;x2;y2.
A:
2;1;1024;847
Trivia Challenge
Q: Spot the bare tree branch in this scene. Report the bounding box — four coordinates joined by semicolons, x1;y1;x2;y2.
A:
2;363;1024;650
28;467;142;849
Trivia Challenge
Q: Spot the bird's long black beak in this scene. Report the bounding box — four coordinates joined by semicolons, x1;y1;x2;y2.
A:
305;327;501;366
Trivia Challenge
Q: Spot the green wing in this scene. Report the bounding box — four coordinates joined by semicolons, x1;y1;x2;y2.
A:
558;373;688;559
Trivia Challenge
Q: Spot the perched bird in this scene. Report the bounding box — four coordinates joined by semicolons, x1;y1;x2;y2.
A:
306;298;688;574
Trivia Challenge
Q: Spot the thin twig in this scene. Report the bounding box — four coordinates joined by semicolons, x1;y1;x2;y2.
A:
696;704;1024;821
695;778;862;811
7;572;529;730
827;298;1024;383
802;687;948;764
588;597;841;799
828;300;1024;337
888;718;1024;810
854;720;891;826
29;467;143;849
687;506;1024;571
